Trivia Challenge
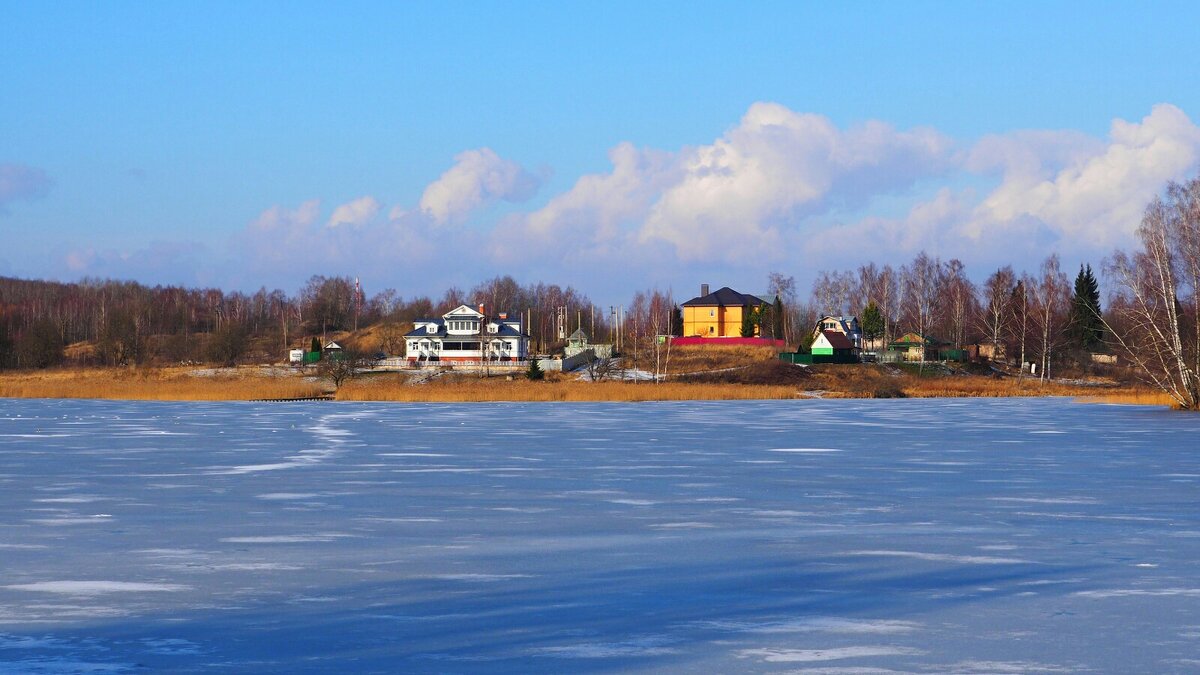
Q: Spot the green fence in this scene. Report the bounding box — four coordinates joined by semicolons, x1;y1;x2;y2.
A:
779;353;859;365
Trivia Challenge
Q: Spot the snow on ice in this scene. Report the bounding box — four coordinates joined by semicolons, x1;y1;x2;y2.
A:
0;397;1198;672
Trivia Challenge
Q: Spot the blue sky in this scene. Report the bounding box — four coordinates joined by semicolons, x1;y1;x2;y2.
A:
4;2;1200;304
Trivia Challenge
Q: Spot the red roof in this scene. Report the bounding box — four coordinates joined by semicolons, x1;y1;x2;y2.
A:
821;330;854;349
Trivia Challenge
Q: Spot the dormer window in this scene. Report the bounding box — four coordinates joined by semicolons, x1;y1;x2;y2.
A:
488;323;498;333
426;324;436;334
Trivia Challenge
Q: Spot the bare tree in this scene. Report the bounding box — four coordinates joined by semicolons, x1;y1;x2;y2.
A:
877;265;898;347
1104;182;1200;409
812;271;840;317
377;322;407;357
317;348;369;389
646;289;675;382
626;291;650;382
767;272;798;343
940;259;978;349
901;251;942;366
1011;277;1031;377
583;355;620;382
1027;254;1070;382
1168;179;1200;392
979;266;1016;359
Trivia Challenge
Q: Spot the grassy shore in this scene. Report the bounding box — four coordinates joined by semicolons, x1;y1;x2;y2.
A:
0;361;1172;407
0;367;326;401
337;376;796;402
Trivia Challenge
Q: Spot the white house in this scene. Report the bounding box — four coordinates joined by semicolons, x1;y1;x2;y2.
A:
814;316;862;350
405;305;530;364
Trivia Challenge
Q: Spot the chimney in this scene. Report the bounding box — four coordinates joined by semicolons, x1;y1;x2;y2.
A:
701;283;709;297
478;304;485;315
498;312;508;320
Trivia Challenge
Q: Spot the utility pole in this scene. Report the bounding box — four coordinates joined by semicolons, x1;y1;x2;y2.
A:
618;306;624;353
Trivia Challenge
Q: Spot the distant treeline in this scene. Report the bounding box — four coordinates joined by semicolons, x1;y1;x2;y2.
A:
0;275;598;368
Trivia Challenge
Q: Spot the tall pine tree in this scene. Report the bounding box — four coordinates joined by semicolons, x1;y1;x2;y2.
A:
1068;264;1104;352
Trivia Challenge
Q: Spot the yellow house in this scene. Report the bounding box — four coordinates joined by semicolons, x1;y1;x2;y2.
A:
681;285;766;337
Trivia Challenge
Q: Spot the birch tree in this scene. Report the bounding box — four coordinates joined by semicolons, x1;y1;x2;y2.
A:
1011;278;1030;376
767;272;798;344
901;251;942;366
1027;255;1070;382
980;266;1016;359
1104;182;1200;409
940;259;977;349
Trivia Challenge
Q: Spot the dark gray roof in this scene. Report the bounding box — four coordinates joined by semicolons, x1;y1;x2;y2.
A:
405;324;447;338
404;321;528;339
681;286;764;307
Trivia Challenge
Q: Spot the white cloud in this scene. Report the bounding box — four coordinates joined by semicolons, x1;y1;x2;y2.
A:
232;197;472;291
240;199;323;264
490;142;679;263
810;187;970;261
964;104;1200;247
327;195;381;227
0;163;53;212
419;148;540;224
638;102;954;261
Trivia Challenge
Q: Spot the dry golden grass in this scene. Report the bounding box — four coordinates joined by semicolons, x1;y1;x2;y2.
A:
1075;390;1178;407
0;367;326;401
0;362;1174;407
336;376;795;402
662;344;780;375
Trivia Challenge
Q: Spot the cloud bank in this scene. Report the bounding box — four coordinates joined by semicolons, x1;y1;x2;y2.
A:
55;103;1200;296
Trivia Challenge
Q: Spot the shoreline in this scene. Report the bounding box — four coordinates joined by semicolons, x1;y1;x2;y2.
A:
0;365;1175;407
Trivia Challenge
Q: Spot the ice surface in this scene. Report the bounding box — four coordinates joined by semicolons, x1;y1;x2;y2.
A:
0;397;1198;673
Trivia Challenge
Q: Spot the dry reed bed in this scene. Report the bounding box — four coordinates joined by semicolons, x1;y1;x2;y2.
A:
337;378;796;402
897;378;1164;403
0;366;1175;407
0;369;325;401
1074;390;1178;407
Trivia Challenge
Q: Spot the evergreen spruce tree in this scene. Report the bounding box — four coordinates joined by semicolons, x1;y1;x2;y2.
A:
740;305;761;337
1068;264;1104;352
772;297;785;340
860;301;884;344
796;330;816;354
310;336;321;354
525;357;544;381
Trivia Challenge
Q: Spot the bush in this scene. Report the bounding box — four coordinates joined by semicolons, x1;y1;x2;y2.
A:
872;384;907;399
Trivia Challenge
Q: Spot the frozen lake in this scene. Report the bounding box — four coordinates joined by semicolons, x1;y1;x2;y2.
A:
1;398;1198;673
